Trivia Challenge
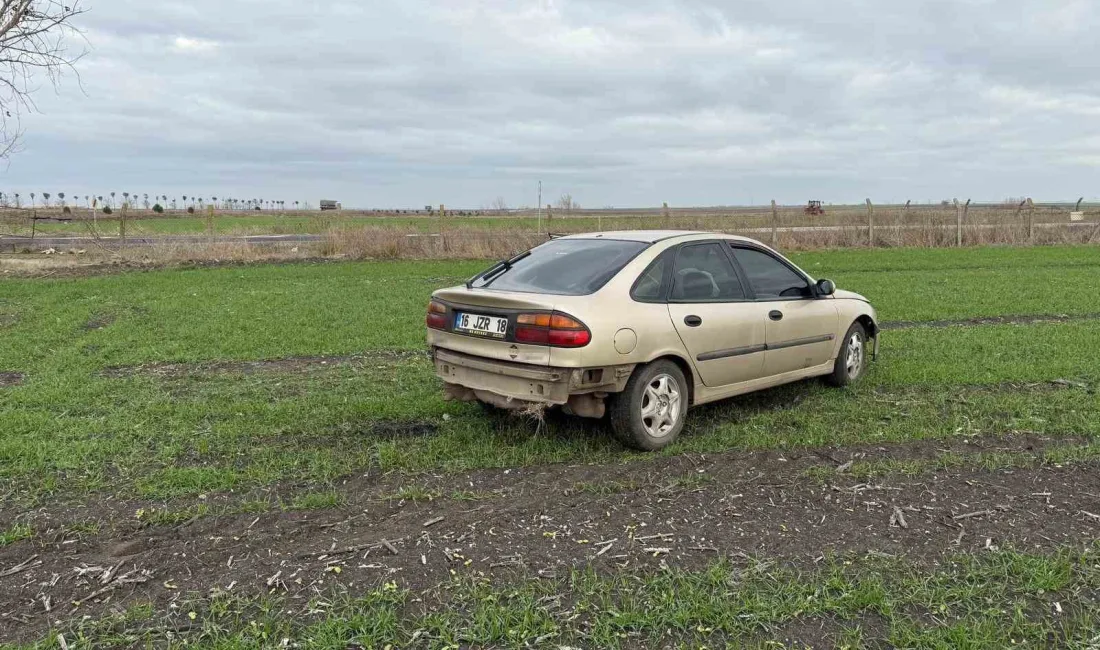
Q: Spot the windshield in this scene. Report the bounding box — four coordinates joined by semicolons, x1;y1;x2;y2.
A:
473;239;648;296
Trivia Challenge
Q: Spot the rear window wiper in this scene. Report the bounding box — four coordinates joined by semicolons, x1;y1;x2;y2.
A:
465;251;531;289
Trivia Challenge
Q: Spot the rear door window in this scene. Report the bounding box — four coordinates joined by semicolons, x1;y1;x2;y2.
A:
474;238;648;296
670;243;746;302
730;246;811;299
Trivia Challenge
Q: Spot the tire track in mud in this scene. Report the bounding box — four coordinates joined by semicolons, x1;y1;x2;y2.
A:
100;349;428;379
882;312;1100;330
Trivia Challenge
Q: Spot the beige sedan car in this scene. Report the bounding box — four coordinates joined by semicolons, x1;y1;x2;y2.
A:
427;231;878;450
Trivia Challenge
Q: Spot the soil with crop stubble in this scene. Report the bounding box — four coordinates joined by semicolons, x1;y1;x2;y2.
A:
2;434;1100;642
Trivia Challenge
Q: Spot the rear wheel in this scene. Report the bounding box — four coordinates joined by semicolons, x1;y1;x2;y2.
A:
826;322;867;387
609;360;688;451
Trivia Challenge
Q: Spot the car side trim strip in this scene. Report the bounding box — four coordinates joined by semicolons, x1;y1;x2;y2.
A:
696;334;834;362
766;334;835;351
697;344;767;362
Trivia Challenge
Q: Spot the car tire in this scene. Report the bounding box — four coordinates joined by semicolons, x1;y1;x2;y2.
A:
826;322;868;387
609;360;688;451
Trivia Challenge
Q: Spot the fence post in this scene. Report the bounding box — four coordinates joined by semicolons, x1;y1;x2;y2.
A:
770;200;778;246
1011;199;1026;243
961;199;971;246
206;204;215;246
953;199;960;246
1027;198;1035;242
662;202;671;229
120;204;128;249
866;199;874;247
901;201;910;247
546;204;552;229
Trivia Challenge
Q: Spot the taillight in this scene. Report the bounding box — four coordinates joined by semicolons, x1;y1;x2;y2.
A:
515;312;591;348
426;300;447;330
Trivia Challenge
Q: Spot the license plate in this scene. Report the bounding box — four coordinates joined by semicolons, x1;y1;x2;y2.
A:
454;312;509;338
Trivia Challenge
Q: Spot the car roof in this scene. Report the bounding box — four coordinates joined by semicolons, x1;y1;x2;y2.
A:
557;230;762;245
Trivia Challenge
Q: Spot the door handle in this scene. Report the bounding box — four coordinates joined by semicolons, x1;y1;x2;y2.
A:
684;315;703;327
769;310;784;321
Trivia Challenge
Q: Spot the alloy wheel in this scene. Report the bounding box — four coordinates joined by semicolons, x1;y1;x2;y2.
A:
640;374;681;437
846;332;865;378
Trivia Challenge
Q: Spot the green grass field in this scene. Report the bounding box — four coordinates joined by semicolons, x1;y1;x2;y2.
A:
25;213;342;236
1;246;1098;503
2;244;1100;648
20;214;617;236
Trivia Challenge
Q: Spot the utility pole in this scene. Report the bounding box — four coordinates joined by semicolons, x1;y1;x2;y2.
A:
537;181;542;235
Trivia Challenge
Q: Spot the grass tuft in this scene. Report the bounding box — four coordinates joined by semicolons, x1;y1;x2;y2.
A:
284;490;347;511
382;485;442;503
0;523;32;547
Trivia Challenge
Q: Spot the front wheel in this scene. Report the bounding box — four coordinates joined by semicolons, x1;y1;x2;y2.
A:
609;360;688;451
826;322;868;387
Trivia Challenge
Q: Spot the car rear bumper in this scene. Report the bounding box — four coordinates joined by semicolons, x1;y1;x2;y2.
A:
431;347;634;409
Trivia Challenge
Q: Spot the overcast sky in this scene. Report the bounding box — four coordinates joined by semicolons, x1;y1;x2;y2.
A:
2;0;1098;208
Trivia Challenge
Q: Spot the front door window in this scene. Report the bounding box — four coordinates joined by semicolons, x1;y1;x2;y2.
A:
730;247;810;299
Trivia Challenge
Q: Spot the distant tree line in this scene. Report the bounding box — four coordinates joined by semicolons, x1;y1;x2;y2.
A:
0;192;306;213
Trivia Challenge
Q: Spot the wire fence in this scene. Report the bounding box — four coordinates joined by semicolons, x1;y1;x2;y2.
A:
2;200;1098;260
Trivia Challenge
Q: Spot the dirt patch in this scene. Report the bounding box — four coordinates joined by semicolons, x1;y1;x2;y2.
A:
309;419;440;444
102;349;427;379
82;312;116;331
0;371;23;387
2;433;1098;642
882;312;1100;330
0;254;105;278
0;254;370;279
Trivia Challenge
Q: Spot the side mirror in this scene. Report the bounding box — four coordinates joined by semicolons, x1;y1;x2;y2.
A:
816;279;836;296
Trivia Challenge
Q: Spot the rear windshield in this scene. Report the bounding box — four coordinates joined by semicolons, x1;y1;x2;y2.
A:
473;239;648;296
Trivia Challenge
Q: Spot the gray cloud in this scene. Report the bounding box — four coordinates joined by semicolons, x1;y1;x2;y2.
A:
3;0;1099;207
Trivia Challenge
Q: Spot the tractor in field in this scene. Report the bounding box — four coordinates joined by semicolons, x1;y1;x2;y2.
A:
804;200;825;216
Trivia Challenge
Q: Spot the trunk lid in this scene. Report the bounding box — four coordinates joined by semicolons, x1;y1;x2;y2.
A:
433;288;556;312
430;287;558;365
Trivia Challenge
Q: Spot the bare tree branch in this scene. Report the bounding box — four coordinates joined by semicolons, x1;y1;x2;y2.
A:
0;0;85;157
